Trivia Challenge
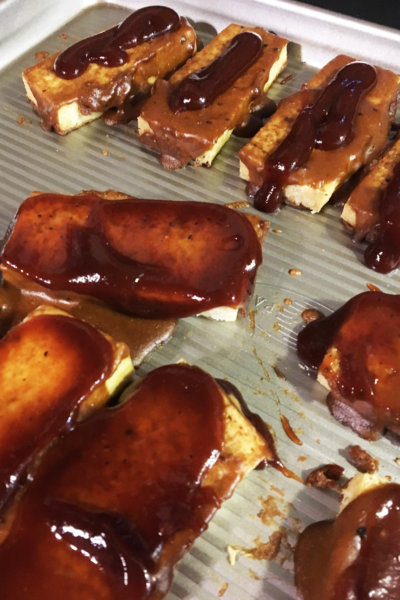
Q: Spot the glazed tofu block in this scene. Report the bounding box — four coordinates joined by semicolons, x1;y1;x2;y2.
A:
297;291;400;440
341;136;400;239
0;363;272;599
138;24;288;169
239;54;399;213
0;305;132;511
1;191;266;321
22;6;197;134
295;473;400;600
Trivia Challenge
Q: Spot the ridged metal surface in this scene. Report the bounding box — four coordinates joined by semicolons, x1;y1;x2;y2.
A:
1;3;400;599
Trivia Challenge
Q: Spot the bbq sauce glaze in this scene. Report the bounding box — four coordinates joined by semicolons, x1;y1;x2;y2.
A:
54;6;180;79
0;313;113;512
295;483;400;599
364;161;400;273
253;61;377;212
0;364;225;599
169;31;263;113
297;291;400;437
1;193;262;319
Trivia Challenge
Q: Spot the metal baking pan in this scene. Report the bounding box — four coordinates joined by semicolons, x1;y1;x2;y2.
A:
1;1;400;598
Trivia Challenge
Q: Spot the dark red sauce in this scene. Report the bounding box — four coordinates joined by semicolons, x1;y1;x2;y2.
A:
297;291;400;434
0;364;225;599
253;61;377;212
1;193;262;319
364;161;400;273
233;97;277;138
0;313;112;512
54;6;180;79
168;31;263;113
45;499;154;599
295;483;400;599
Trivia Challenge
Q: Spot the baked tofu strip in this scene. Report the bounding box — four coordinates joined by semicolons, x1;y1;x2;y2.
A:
1;191;265;320
342;135;400;239
0;364;271;599
295;473;399;600
138;24;288;169
240;54;399;213
297;291;400;440
0;305;132;511
22;11;196;134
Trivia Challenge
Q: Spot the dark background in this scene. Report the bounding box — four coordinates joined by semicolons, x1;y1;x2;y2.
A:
299;1;400;29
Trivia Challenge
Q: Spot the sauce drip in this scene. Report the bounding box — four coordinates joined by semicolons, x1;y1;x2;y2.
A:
297;291;400;436
54;6;180;79
0;364;225;598
253;61;377;212
364;161;400;273
168;31;263;113
233;97;277;138
280;414;302;446
295;483;400;599
1;193;262;319
0;313;113;511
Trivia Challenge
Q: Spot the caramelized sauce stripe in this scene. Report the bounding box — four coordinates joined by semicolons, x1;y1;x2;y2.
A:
1;193;262;319
0;364;225;598
54;6;180;79
169;31;263;113
295;484;400;599
253;62;377;212
364;161;400;273
0;314;113;512
297;291;400;431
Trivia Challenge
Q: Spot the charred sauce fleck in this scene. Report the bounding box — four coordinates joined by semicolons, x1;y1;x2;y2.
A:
252;61;377;212
54;6;180;79
168;31;263;113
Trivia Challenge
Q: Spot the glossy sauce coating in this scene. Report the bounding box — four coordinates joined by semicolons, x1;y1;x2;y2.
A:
364;161;400;273
295;483;400;599
0;313;113;511
169;31;262;113
1;193;262;319
297;291;400;437
54;6;180;79
254;62;377;212
0;364;225;599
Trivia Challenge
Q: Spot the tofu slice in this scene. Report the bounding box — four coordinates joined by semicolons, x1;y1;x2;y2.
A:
0;304;132;511
138;24;288;169
298;290;400;440
295;472;398;600
240;54;400;213
1;190;266;321
22;14;196;134
0;364;272;598
341;135;400;239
